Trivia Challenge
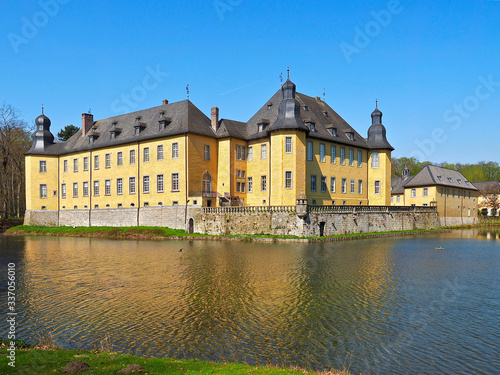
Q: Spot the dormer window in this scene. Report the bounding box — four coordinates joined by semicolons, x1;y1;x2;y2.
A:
448;177;453;183
346;132;354;141
306;122;316;132
89;134;99;144
135;116;141;123
437;175;442;181
323;111;329;117
303;105;309;111
158;111;165;118
110;128;121;140
465;181;470;186
257;120;269;133
327;127;337;137
158;116;171;131
457;179;462;184
134;120;146;135
267;103;273;110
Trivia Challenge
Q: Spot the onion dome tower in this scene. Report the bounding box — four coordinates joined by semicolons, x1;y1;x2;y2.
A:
27;106;55;154
367;101;394;150
267;69;309;133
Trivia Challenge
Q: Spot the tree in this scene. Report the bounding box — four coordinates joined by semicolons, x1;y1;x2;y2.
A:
0;103;32;218
57;124;79;141
391;157;431;178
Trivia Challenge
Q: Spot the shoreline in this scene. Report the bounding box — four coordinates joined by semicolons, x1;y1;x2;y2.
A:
4;224;457;242
0;345;350;375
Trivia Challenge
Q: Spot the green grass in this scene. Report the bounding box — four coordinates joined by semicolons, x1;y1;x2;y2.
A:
6;224;448;242
0;346;349;375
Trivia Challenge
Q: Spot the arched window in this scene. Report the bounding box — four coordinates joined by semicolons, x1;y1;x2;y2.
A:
202;172;211;196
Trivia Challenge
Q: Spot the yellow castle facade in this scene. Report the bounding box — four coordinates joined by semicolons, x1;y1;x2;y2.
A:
25;76;394;224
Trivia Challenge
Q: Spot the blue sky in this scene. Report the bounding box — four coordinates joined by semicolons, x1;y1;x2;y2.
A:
1;0;499;164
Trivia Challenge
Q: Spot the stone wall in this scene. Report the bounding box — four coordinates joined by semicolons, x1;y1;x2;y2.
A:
24;206;441;236
440;217;477;226
198;209;440;236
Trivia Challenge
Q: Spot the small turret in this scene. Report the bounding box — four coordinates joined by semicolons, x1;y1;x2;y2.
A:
27;106;55;154
366;101;394;150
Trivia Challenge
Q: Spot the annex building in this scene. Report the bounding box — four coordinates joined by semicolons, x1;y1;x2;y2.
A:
391;165;479;225
25;75;395;228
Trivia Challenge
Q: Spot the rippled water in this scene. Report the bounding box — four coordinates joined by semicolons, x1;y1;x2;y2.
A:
1;230;499;374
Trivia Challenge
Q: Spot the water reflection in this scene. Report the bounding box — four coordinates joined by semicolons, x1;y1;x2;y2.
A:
0;231;498;375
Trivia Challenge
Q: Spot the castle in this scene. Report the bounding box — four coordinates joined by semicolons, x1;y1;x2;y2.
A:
24;75;395;229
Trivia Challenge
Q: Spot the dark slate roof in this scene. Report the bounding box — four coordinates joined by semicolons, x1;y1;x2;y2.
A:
36;100;214;155
471;180;500;193
245;88;370;147
391;176;414;194
216;119;247;139
404;165;478;190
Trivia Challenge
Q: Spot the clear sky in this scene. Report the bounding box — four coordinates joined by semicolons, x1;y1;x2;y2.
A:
1;0;499;164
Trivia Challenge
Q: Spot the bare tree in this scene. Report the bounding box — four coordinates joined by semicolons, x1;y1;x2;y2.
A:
0;103;32;218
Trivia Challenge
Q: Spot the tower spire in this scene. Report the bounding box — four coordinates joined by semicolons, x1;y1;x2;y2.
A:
287;67;290;79
41;104;44;115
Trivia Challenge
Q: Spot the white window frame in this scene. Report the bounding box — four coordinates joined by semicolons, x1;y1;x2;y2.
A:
83;157;89;171
350;179;355;194
375;181;381;195
330;177;336;193
117;152;123;166
105;179;111;196
94;155;99;170
83;181;89;197
261;144;267;160
129;177;136;194
105;153;111;168
130;150;136;164
331;145;336;164
143;148;149;163
285;137;293;153
40;184;47;198
171;173;179;192
157;145;164;161
358;179;363;194
63;159;68;173
321;176;327;192
342;178;347;194
157;174;164;193
311;175;317;192
247;147;253;161
285;171;293;189
371;152;380;168
94;181;100;196
349;149;354;167
319;143;326;162
73;158;78;172
261;175;267;191
143;175;150;194
73;182;78;198
39;160;47;173
340;147;345;165
61;183;66;199
411;188;416;197
248;177;253;192
172;143;179;159
117;178;123;195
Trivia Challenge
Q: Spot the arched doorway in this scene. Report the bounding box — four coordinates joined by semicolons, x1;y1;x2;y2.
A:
188;218;194;234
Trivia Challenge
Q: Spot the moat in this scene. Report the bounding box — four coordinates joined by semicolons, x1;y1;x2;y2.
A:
0;230;498;374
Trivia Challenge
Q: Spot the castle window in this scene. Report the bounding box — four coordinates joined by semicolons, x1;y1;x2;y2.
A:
105;153;111;168
157;145;164;161
349;149;354;166
437;175;442;181
457;179;462;185
143;176;150;194
319;143;326;162
202;172;212;195
204;144;211;161
331;145;336;164
73;158;78;172
357;150;362;167
172;143;179;158
312;200;317;205
117;152;123;166
261;144;267;159
371;152;379;168
310;175;317;192
350;179;355;194
321;176;327;193
323;111;328;117
105;180;111;196
61;183;66;199
236;182;245;193
285;171;292;189
248;177;253;192
94;155;99;169
83;157;89;171
94;181;100;196
411;188;416;197
375;181;381;195
40;184;47;198
236;145;246;160
247;147;253;161
73;182;78;198
308;122;316;132
39;160;47;173
171;173;179;192
130;150;136;164
261;175;267;191
157;174;164;193
74;205;78;210
129;177;136;194
358;180;363;194
330;177;336;193
342;179;347;194
340;147;346;165
328;128;337;137
143;148;149;162
303;105;308;111
117;178;123;195
346;132;354;140
63;159;68;173
285;137;293;153
423;188;428;197
144;202;149;207
94;204;99;209
448;177;453;183
307;141;313;161
397;195;400;202
83;182;89;197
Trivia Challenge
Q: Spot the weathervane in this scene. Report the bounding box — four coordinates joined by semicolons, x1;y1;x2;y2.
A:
41;104;44;115
287;67;290;79
280;72;283;84
375;98;378;108
186;84;189;100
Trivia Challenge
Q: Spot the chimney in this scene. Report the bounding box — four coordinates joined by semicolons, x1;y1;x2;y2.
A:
211;107;219;132
162;99;168;105
82;113;94;135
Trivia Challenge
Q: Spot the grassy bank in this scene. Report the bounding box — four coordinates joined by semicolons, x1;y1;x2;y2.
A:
0;344;349;375
5;225;448;242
